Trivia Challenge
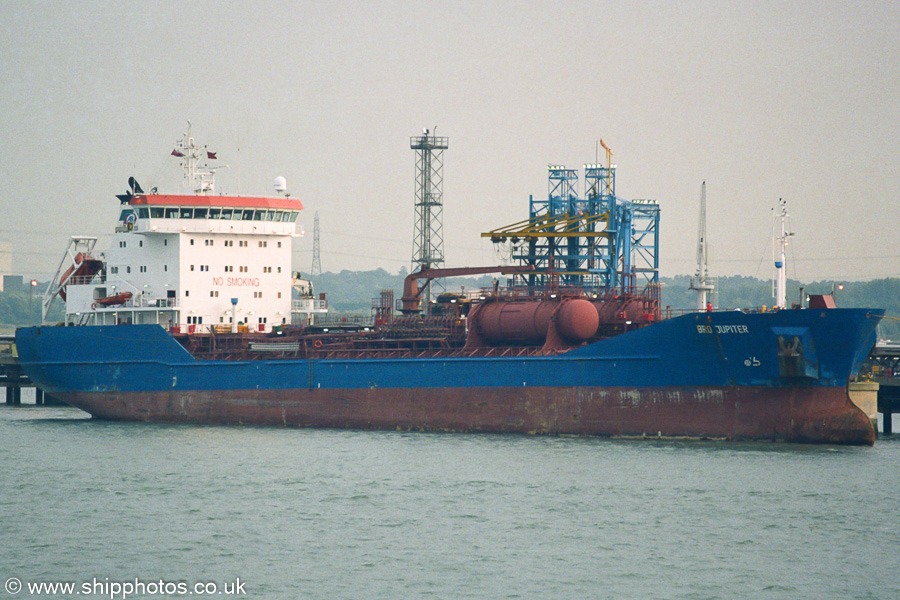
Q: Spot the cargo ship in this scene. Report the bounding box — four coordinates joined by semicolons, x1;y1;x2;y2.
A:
14;129;883;444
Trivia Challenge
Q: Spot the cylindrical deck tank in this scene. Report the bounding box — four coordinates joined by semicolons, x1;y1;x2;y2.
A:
595;297;622;323
557;299;600;341
473;298;599;344
618;298;646;322
593;296;651;324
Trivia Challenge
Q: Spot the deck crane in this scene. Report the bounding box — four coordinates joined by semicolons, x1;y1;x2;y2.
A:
689;181;715;310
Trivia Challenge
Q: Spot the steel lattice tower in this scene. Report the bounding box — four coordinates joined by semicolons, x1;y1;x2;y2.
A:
310;211;322;276
410;129;448;305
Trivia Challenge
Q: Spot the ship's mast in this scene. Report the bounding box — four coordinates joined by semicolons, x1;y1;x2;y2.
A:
773;198;792;309
173;121;217;194
689;181;715;310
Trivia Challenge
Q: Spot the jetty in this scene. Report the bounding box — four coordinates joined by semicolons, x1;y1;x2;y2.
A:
0;336;59;405
869;342;900;434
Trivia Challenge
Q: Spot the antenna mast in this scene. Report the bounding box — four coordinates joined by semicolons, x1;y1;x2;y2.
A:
773;198;792;309
172;121;218;194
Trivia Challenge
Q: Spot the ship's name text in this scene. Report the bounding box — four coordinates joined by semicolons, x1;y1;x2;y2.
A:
212;277;260;287
696;325;749;334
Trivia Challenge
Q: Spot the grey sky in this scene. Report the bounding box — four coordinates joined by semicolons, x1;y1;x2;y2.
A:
2;0;898;284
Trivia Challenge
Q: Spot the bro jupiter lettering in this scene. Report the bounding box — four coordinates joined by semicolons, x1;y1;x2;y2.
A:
696;324;749;334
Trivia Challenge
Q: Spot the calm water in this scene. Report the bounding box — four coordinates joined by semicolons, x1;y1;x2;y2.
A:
1;402;899;600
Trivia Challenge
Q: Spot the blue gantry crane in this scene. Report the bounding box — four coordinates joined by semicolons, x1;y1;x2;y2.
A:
483;140;659;293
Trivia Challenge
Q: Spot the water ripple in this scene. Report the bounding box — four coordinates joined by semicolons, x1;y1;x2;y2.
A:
2;406;899;599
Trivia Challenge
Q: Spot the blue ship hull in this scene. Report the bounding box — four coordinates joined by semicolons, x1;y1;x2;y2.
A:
15;308;882;444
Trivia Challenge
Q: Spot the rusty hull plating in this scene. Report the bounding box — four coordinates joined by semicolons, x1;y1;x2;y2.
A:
59;385;873;445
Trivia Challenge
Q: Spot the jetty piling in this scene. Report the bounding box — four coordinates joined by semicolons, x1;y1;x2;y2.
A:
1;336;58;406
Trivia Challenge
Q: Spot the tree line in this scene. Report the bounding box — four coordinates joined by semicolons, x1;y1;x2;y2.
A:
2;272;896;339
303;270;900;339
0;289;45;329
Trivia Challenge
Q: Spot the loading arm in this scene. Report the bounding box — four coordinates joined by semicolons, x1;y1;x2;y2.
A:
401;265;535;314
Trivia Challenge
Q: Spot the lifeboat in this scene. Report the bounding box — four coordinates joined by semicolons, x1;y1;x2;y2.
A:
93;292;133;308
58;252;103;301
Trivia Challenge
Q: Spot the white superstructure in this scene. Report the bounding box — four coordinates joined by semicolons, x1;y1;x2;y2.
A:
45;127;326;332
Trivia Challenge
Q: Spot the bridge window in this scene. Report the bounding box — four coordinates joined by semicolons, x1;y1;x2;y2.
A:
150;207;164;218
165;207;178;218
194;208;208;219
180;207;193;219
220;208;233;220
208;208;221;219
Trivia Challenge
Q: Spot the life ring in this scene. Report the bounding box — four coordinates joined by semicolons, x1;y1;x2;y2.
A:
91;302;97;309
313;340;322;349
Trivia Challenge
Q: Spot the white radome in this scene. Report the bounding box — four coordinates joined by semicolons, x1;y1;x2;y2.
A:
273;176;287;193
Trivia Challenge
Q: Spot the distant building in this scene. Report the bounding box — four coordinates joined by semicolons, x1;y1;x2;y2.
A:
0;241;11;292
